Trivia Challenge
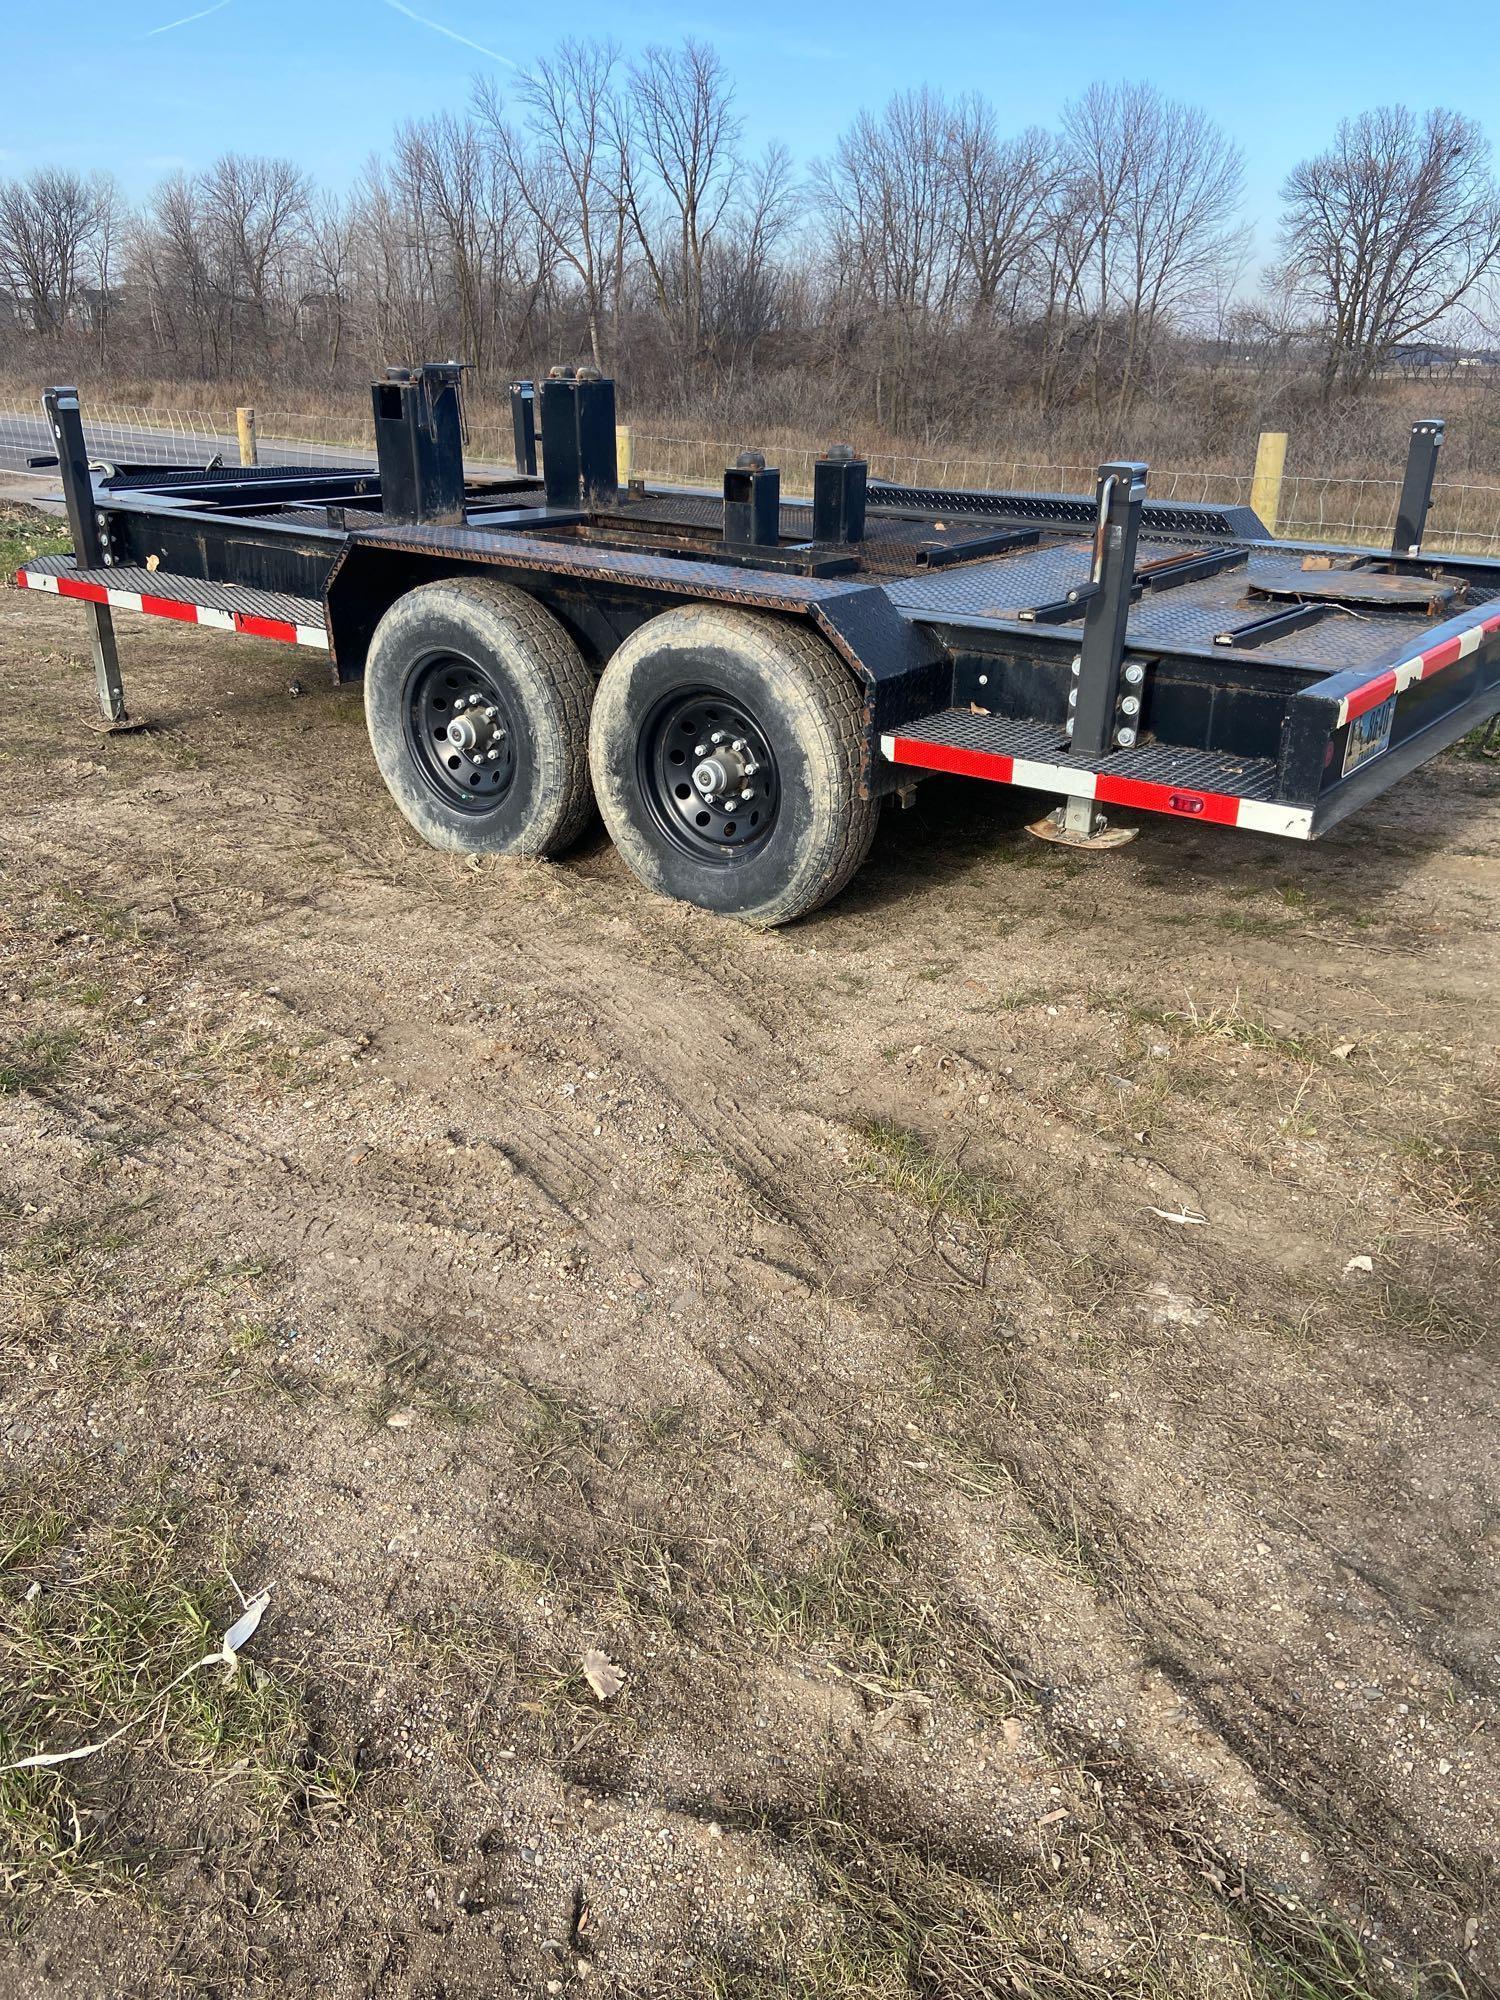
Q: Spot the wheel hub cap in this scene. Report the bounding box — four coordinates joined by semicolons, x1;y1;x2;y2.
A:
404;656;518;812
639;693;779;859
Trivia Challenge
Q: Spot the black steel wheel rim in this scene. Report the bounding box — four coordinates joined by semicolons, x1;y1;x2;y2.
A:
404;651;518;813
638;687;780;861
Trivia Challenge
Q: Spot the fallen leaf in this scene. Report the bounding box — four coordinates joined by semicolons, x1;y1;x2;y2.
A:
581;1649;625;1701
1343;1254;1374;1276
145;552;161;572
1331;1040;1357;1061
222;1590;271;1661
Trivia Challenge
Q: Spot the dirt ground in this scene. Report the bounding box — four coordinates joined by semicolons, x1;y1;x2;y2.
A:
1;516;1497;1998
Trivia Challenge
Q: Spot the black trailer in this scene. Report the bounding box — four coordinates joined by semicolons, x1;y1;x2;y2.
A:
15;365;1500;925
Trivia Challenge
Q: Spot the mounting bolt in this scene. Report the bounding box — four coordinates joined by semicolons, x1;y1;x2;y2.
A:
1116;726;1137;748
1120;695;1140;716
1070;654;1082;677
1124;663;1145;686
1067;689;1077;708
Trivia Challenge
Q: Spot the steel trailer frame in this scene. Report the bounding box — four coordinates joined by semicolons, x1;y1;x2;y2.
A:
15;365;1500;917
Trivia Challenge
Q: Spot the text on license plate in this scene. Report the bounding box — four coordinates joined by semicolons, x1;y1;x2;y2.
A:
1342;695;1396;776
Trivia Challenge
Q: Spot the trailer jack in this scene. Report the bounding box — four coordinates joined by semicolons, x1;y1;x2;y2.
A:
1026;799;1138;849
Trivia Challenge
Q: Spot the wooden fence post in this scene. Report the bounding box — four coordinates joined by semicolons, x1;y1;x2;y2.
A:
236;406;258;468
1251;430;1286;534
616;423;632;485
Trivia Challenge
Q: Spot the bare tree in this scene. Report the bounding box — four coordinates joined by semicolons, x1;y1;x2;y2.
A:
700;142;796;389
0;168;109;339
484;42;623;371
1278;105;1500;398
618;38;740;382
812;89;963;429
948;102;1060;327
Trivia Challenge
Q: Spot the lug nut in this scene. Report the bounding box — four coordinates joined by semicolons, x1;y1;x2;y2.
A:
695;742;708;756
711;731;726;745
741;787;754;800
485;705;499;720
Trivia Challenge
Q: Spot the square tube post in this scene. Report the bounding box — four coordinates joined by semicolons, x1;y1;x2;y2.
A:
1068;461;1149;763
1392;419;1444;556
371;363;467;526
510;381;537;477
539;370;618;509
813;446;867;545
43;386;127;725
723;454;781;546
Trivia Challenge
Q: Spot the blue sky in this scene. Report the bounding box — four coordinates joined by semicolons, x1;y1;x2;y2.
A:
7;0;1498;264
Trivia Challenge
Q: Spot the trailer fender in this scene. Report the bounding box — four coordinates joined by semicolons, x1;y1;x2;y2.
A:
323;529;951;800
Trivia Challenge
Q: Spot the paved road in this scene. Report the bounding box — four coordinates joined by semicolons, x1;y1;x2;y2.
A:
0;407;374;477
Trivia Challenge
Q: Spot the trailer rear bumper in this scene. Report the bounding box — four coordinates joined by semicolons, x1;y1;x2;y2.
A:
880;713;1314;837
15;557;329;650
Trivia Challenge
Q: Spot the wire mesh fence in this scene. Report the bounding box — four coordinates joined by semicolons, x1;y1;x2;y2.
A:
7;399;1500;558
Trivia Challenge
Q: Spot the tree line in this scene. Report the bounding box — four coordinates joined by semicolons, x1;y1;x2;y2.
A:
2;38;1499;451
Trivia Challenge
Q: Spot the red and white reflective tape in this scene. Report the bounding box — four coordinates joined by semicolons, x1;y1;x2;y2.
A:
880;732;1315;838
1336;608;1500;725
15;566;328;650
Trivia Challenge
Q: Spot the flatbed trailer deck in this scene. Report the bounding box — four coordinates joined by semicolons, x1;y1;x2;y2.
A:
15;366;1500;924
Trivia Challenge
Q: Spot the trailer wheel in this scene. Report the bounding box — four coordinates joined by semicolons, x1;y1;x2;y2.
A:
588;606;878;925
363;577;593;857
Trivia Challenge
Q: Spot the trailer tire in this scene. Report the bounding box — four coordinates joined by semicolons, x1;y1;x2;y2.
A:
589;606;878;925
363;577;593;858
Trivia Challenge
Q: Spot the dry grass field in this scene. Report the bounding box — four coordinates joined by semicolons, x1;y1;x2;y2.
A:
0;501;1497;1997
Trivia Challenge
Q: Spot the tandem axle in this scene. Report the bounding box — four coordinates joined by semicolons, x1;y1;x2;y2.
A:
15;365;1500;923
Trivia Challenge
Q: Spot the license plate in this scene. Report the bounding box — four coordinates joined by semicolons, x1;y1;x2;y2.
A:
1342;695;1396;776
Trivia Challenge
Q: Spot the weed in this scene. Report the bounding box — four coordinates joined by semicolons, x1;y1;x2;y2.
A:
852;1119;1027;1237
0;1028;81;1097
1167;993;1321;1062
0;1499;353;1932
366;1330;484;1428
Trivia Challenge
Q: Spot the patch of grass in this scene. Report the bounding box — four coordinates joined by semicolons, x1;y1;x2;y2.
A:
511;1382;610;1480
1166;993;1321;1062
365;1330;485;1428
705;1805;1115;2000
1394;1129;1500;1231
177;1026;320;1092
1453;716;1500;761
0;1499;354;1933
852;1120;1027;1237
0;1027;81;1097
726;1536;937;1689
209;1318;318;1407
0;505;71;572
